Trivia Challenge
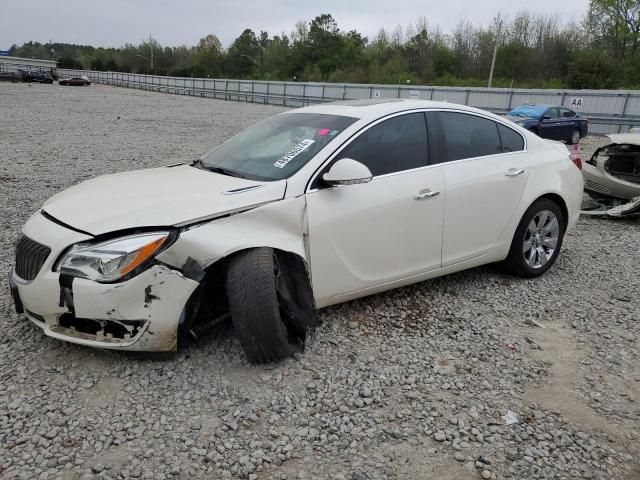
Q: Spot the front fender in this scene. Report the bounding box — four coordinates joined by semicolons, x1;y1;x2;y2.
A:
157;196;308;272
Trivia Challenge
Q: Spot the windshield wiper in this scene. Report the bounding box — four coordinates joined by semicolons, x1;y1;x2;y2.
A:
192;159;247;179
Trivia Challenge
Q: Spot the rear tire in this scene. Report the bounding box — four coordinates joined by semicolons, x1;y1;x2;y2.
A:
569;129;580;144
227;248;298;363
503;198;565;278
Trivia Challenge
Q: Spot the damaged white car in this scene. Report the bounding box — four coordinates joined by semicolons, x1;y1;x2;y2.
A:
582;133;640;218
10;100;584;363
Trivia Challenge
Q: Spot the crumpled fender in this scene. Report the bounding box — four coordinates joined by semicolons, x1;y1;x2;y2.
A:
158;196;309;272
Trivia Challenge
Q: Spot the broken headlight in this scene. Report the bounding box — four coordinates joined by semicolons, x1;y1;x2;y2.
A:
57;232;173;282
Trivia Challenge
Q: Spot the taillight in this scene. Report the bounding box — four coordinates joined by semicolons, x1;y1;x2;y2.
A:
571;156;582;169
569;144;582;170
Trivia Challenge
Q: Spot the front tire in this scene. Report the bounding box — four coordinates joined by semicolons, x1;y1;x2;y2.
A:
503;199;565;278
227;248;316;364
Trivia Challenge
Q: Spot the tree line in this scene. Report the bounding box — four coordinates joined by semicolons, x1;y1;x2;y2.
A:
8;1;640;89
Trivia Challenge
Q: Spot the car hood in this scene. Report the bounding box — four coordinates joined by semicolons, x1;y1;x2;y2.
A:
42;164;286;235
604;133;640;146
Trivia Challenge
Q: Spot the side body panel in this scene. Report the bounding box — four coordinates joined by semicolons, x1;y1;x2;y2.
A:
493;136;584;253
316;135;583;308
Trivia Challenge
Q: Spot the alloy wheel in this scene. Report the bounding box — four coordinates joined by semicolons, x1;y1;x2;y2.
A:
523;210;560;269
571;130;580;144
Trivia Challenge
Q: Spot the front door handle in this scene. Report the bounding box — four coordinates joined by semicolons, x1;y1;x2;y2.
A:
505;168;525;177
414;189;440;200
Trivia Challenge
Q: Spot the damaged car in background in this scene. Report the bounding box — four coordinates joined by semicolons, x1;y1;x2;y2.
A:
582;133;640;218
9;99;584;363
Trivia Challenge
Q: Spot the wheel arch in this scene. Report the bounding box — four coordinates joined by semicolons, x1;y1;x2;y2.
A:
176;246;312;349
535;192;569;228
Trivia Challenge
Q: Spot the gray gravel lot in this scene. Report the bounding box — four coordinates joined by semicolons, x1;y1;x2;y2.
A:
1;83;639;480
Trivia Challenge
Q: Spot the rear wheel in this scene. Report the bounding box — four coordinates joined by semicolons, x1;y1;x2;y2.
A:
503;199;565;277
227;248;317;364
569;129;580;144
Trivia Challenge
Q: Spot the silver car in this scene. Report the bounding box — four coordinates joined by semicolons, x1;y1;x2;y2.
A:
583;134;640;201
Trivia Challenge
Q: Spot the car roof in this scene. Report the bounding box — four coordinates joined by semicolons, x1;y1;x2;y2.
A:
290;99;497;122
508;104;557;117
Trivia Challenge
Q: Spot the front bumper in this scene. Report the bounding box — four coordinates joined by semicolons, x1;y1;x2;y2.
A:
582;162;640;200
11;212;199;351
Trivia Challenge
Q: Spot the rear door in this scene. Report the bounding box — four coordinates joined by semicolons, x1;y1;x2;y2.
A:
429;111;530;266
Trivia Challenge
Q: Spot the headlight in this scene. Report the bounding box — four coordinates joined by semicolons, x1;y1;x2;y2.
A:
57;232;173;282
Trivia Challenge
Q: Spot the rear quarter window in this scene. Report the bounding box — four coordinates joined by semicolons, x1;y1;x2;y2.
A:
497;124;525;153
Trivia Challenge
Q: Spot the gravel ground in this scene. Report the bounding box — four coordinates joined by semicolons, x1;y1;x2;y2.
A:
1;83;638;480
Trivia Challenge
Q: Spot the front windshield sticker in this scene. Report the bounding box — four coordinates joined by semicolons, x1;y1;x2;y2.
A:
273;139;316;168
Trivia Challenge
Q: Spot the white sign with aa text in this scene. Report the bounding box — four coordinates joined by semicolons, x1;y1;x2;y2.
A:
569;97;584;110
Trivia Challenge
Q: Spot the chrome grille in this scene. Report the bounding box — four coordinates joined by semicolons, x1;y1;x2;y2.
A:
14;235;51;281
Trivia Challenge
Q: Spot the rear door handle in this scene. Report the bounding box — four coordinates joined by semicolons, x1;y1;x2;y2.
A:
414;189;440;200
505;168;525;177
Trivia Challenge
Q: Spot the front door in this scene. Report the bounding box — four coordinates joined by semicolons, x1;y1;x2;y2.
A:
538;107;561;140
306;112;445;302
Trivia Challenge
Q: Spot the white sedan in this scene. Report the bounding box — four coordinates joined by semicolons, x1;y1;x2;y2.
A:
10;99;584;363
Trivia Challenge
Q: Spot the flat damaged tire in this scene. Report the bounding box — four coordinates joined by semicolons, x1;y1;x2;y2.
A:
227;248;315;364
503;198;565;278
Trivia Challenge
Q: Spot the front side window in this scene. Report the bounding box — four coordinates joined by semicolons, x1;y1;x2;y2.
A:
337;113;429;176
436;112;502;162
544;108;560;119
199;113;358;181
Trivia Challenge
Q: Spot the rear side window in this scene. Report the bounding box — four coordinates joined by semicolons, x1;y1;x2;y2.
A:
561;108;576;118
435;112;502;162
338;113;428;176
497;124;525;153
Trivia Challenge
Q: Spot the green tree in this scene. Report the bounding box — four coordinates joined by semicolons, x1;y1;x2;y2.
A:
226;29;261;77
193;34;223;76
566;50;618;88
586;0;640;58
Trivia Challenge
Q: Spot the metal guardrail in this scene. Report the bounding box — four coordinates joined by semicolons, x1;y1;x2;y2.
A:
59;69;640;134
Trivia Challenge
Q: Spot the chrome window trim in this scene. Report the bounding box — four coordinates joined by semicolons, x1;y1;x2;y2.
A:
305;108;528;193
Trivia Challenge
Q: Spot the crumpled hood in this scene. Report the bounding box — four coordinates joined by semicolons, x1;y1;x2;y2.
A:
604;133;640;146
43;164;286;235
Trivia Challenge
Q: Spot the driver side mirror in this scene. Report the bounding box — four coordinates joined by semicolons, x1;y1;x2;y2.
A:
542;115;551;120
322;158;373;186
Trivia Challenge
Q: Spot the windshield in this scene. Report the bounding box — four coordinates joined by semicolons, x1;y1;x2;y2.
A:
199;112;358;181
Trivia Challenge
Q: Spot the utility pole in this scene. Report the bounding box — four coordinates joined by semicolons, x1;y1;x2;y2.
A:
488;14;502;88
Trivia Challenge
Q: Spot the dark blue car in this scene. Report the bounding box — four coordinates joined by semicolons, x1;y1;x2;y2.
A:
505;104;589;144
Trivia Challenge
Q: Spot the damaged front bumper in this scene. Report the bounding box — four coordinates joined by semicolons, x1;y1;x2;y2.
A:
581;196;640;219
10;213;199;351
